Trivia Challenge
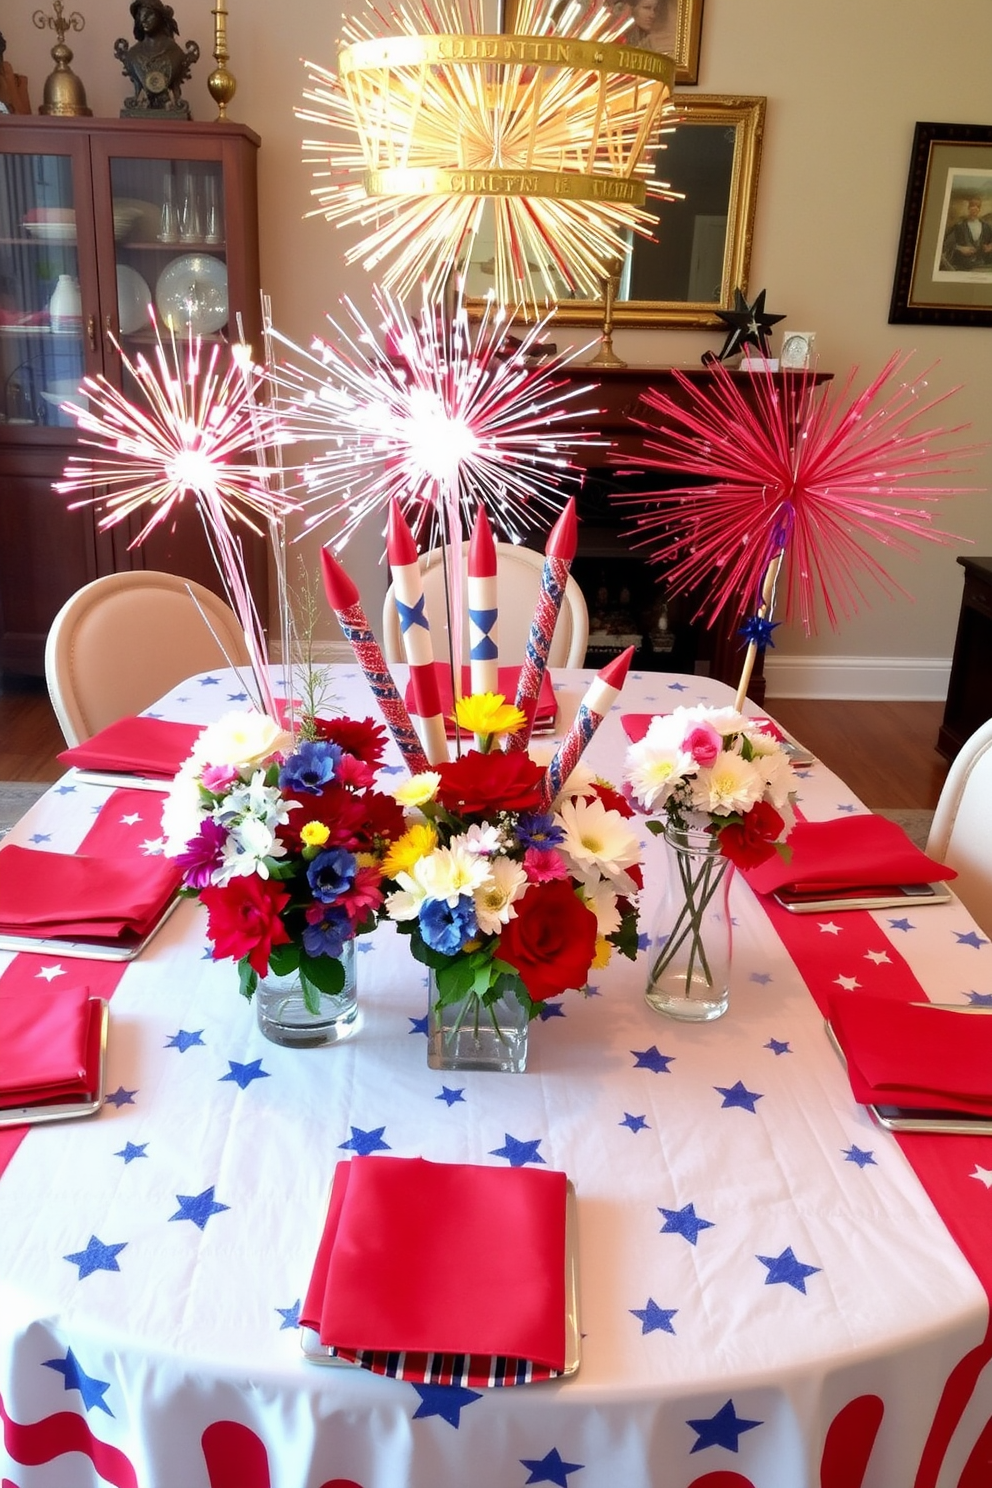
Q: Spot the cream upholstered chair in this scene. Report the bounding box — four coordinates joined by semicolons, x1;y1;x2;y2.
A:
381;541;589;669
926;715;992;937
45;570;252;746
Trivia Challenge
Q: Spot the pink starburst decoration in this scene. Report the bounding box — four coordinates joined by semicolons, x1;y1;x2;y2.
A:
617;353;976;634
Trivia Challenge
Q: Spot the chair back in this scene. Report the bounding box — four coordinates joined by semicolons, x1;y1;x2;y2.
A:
45;570;252;746
381;541;589;669
926;715;992;936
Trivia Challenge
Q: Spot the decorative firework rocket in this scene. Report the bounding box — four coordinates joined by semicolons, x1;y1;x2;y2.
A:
385;499;448;765
510;496;579;751
539;646;634;810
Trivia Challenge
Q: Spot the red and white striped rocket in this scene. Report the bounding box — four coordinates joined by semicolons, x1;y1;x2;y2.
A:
386;499;449;765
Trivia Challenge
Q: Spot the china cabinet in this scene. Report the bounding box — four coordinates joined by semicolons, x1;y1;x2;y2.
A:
0;116;264;676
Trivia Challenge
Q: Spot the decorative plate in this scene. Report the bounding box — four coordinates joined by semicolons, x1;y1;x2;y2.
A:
155;253;228;336
117;263;152;336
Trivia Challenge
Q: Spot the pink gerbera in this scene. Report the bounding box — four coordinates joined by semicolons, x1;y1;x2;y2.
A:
523;846;569;883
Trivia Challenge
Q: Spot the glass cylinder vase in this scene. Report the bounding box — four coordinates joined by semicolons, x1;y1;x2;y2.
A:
645;825;734;1022
255;939;358;1048
427;971;529;1073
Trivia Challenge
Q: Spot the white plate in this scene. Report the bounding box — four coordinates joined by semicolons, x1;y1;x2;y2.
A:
113;197;161;240
155;253;228;336
23;221;76;243
117;263;151;335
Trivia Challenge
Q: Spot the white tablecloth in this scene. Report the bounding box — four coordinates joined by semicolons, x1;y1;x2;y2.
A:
1;666;990;1488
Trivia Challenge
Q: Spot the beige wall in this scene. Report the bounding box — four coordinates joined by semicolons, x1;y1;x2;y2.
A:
5;0;991;688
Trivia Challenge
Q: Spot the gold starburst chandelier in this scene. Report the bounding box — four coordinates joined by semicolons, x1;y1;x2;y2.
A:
298;0;676;311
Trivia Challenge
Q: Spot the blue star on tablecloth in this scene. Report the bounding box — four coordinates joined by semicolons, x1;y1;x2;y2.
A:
620;1112;649;1133
380;763;405;775
956;930;989;949
29;831;51;843
411;1382;482;1427
520;1447;585;1485
967;991;992;1006
114;1141;147;1164
715;1080;763;1112
887;917;915;933
227;691;249;702
539;1000;565;1020
490;1133;545;1167
170;1186;230;1231
64;1236;127;1279
765;1038;791;1055
437;1086;465;1106
104;1086;137;1108
660;1202;715;1245
409;1015;429;1035
340;1125;391;1155
199;675;221;687
276;1300;301;1330
843;1145;876;1169
630;1299;677;1335
687;1398;762;1453
220;1059;270;1089
43;1348;113;1415
632;1046;675;1073
750;971;773;985
837;803;857;814
668;681;688;692
55;783;76;795
757;1245;821;1293
166;1029;204;1052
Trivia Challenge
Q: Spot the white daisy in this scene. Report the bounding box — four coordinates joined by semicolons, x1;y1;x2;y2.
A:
557;796;642;880
691;751;766;816
473;857;528;935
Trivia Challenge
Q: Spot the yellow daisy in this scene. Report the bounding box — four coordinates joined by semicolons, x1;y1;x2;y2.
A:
453;692;526;739
394;772;441;807
382;822;438;879
300;821;331;848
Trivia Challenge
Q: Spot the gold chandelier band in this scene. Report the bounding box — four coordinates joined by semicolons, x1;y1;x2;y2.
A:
339;32;675;85
363;167;650;205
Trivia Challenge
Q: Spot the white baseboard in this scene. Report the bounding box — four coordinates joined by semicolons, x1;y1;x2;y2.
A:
764;654;951;702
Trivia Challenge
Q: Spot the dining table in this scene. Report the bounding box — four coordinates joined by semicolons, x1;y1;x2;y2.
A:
1;662;991;1488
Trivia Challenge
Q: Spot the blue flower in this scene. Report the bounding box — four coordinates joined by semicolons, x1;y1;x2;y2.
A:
515;811;565;851
307;848;358;903
302;903;351;958
279;740;342;795
420;896;477;955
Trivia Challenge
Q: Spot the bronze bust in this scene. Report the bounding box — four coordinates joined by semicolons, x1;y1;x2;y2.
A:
114;0;198;119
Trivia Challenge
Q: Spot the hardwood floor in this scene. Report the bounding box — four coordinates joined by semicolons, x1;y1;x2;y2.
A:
0;670;952;809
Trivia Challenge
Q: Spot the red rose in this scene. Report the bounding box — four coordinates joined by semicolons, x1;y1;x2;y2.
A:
201;876;292;976
436;749;545;818
718;801;786;870
497;880;598;1001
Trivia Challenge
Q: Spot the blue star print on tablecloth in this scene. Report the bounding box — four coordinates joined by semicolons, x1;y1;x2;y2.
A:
750;971;773;986
29;831;51;844
64;1236;127;1279
620;1113;649;1133
956;930;989;949
104;1086;137;1108
659;1203;715;1246
170;1186;230;1231
843;1145;876;1169
339;1125;391;1156
715;1080;763;1112
409;1015;429;1036
227;691;249;702
687;1398;762;1453
967;991;992;1006
757;1246;821;1293
55;783;76;795
199;675;221;687
411;1382;482;1427
114;1142;147;1165
436;1086;465;1106
166;1029;204;1051
43;1348;113;1415
538;1001;565;1020
490;1133;545;1167
632;1046;674;1073
276;1300;301;1330
219;1059;270;1089
520;1447;585;1485
888;918;915;933
630;1299;677;1335
765;1038;791;1055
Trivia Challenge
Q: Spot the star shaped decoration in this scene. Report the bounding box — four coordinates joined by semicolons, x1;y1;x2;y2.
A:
837;803;858;814
356;940;375;953
199;675;221;686
538;1000;565;1020
220;1059;270;1089
166;1029;205;1052
64;1235;127;1279
380;763;405;775
409;1015;429;1036
956;930;989;949
738;615;780;650
757;1245;821;1293
843;1145;876;1169
339;1125;391;1156
169;1185;230;1231
43;1349;113;1415
750;971;773;986
119;812;142;826
37;964;66;981
436;1086;465;1106
888;917;915;933
114;1141;148;1164
712;287;785;360
659;1202;715;1246
29;832;51;844
276;1299;301;1329
834;974;861;991
967;991;992;1006
490;1133;546;1167
520;1447;585;1486
620;1112;649;1133
865;950;892;965
630;1298;677;1335
411;1382;482;1427
227;691;249;701
687;1398;763;1454
140;837;166;855
715;1080;763;1113
55;783;77;794
818;921;842;936
765;1038;791;1055
970;1165;992;1189
668;681;688;691
105;1086;137;1108
632;1046;675;1073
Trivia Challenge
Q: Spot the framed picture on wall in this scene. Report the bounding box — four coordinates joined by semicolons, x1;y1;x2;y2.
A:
504;0;704;83
890;121;992;326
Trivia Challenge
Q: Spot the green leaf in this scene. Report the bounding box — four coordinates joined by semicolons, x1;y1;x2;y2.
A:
265;858;299;881
299;951;346;998
610;910;641;962
268;942;300;978
238;959;258;1003
645;819;665;836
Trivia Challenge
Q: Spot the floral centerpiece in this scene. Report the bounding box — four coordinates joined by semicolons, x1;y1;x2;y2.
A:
162;710;404;1046
381;693;643;1072
624;705;796;1022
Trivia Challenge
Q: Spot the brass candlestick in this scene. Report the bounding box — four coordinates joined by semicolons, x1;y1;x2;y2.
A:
34;0;91;116
207;0;236;120
584;262;627;369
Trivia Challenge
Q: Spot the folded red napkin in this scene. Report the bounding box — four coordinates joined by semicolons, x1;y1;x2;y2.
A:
827;992;992;1114
0;986;102;1107
405;666;557;737
302;1156;568;1380
621;711;786;744
0;846;182;941
743;815;955;897
58;716;204;779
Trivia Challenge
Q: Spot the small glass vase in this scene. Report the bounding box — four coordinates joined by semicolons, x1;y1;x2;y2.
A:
255;940;358;1048
645;825;734;1022
427;971;529;1073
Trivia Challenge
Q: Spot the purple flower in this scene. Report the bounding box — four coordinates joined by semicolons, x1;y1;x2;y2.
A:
302;902;352;959
419;896;477;956
176;819;229;889
307;847;358;904
515;811;565;851
279;739;342;795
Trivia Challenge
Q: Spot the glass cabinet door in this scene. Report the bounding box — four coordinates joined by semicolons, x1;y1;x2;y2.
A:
0;149;88;429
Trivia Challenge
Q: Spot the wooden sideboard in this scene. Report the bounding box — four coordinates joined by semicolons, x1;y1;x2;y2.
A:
937;556;992;760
